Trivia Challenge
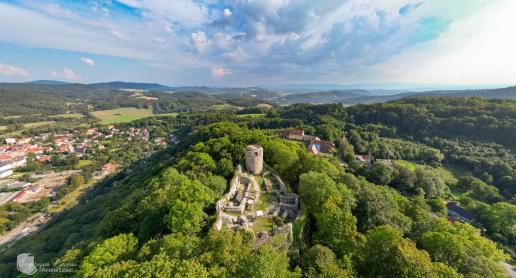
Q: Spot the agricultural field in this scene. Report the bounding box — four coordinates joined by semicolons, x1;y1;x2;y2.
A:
154;112;178;117
0;121;57;136
75;160;93;169
211;103;243;110
91;108;154;124
91;108;178;124
23;121;56;128
49;113;84;119
236;113;266;118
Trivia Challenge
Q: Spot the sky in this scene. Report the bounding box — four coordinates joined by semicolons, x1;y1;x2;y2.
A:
0;0;515;87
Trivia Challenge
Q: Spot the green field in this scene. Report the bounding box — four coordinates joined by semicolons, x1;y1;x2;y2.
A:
91;108;177;124
23;121;56;128
49;113;84;118
394;160;418;171
395;160;458;185
211;103;243;110
0;121;57;136
236;113;266;118
154;112;178;117
92;108;154;124
252;217;275;233
75;160;93;169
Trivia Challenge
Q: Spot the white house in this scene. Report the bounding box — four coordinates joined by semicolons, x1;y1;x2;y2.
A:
0;160;13;172
0;169;13;179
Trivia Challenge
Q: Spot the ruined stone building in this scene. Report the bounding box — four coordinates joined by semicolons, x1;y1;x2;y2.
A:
245;145;263;174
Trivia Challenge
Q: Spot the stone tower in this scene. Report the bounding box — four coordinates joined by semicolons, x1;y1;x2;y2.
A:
245;145;263;174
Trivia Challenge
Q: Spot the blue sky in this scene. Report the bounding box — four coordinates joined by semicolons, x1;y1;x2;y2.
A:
0;0;515;87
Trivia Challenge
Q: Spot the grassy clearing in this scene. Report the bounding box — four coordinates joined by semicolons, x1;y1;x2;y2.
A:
91;108;155;124
91;108;178;124
252;217;275;232
236;113;266;118
256;192;279;211
1;121;57;135
394;160;417;171
49;113;84;119
211;103;243;110
23;121;56;128
154;112;178;117
48;181;96;213
0;126;6;131
256;103;273;109
395;160;459;186
75;160;93;169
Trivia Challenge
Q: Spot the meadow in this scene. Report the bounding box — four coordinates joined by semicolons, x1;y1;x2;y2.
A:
91;108;177;124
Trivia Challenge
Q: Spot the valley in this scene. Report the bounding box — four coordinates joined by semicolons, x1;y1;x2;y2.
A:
0;88;513;277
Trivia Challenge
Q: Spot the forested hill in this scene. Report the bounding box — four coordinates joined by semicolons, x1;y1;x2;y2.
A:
347;96;516;149
275;86;516;105
0;83;228;116
0;96;514;277
2;82;515;117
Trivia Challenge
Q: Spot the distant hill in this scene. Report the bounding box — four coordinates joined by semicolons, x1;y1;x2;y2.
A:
275;90;371;105
406;86;516;99
271;86;516;105
1;82;515;116
27;80;69;85
91;81;172;91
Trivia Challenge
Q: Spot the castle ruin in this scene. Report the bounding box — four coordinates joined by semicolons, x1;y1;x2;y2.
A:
245;145;263;174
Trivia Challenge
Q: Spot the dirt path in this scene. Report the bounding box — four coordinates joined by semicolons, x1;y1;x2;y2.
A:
501;262;516;278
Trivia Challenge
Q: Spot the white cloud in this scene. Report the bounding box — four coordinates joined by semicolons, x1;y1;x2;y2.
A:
80;57;96;66
191;31;210;53
109;29;129;41
41;3;73;19
50;67;79;80
223;48;251;62
223;8;232;17
0;63;29;76
211;66;230;79
364;0;516;85
0;0;513;85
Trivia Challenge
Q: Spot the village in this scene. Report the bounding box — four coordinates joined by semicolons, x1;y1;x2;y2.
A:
0;123;176;248
279;128;478;225
0;125;172;206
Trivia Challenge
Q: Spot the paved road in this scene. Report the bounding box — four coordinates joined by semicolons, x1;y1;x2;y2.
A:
502;262;516;278
0;213;50;248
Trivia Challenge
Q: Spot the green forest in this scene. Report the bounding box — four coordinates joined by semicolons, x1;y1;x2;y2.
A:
0;96;514;277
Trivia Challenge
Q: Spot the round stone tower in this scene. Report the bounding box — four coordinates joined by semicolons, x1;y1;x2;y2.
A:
245;145;263;174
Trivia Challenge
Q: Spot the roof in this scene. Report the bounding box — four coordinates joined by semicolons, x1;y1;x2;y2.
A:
285;129;304;136
102;163;116;170
447;202;476;220
0;160;13;167
308;140;335;154
355;154;374;162
310;139;335;147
